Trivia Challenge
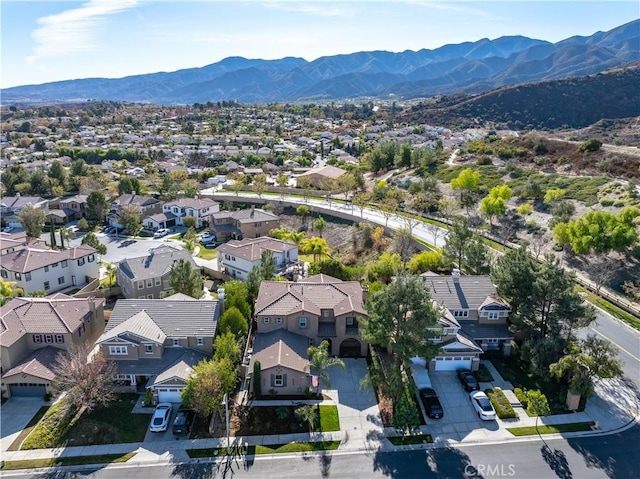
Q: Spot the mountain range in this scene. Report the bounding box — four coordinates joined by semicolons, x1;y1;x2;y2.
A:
3;19;639;105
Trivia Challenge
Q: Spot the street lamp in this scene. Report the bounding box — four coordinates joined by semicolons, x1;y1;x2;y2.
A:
222;393;230;455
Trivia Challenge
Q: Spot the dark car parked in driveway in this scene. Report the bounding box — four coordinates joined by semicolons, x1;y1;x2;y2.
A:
172;407;195;435
419;388;444;419
457;369;480;391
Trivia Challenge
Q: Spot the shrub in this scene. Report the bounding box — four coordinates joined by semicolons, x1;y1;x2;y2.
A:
76;218;89;232
477;156;493;165
580;138;603;153
516;203;533;215
514;388;529;409
144;388;153;407
599;198;614;207
526;390;550;417
614;200;626;207
485;388;517;419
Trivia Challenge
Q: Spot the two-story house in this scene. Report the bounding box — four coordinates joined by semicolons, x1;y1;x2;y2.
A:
1;195;50;228
210;206;280;241
58;194;88;221
94;296;219;402
422;269;512;372
0;295;105;398
116;244;201;299
155;197;220;229
216;236;298;280
0;245;100;295
249;274;367;396
109;194;162;228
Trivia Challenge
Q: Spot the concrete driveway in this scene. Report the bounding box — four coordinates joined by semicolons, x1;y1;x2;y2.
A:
0;397;46;451
143;402;185;443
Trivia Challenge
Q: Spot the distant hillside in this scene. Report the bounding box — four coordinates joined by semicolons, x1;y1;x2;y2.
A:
2;19;638;105
399;63;640;130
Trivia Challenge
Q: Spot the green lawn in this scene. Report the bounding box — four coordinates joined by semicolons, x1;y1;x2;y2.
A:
21;395;151;449
196;247;218;261
7;406;50;451
388;434;433;446
576;286;640;331
507;422;595;436
318;405;340;432
476;363;495;382
0;453;136;470
186;441;341;458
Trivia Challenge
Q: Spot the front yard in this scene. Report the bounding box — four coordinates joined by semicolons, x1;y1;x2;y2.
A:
21;394;151;449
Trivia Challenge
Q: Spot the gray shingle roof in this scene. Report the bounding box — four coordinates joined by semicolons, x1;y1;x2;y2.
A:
154;349;208;385
440;331;484;353
163;197;218;210
217;236;296;262
113;347;208;379
117;244;198;281
250;329;309;373
1;346;62;381
98;310;167;344
100;298;219;340
211;208;279;224
425;275;508;311
1;245;97;273
457;320;514;340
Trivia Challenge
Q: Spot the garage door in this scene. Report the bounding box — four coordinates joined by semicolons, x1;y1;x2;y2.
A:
156;387;183;403
434;357;473;371
10;383;47;397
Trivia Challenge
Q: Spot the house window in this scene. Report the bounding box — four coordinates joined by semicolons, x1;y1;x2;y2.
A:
147;294;153;299
25;272;32;281
52;262;59;268
44;281;50;291
197;337;204;346
61;260;68;268
145;345;154;354
276;317;283;324
55;335;64;343
0;271;6;279
487;311;499;320
88;255;95;262
146;280;153;288
109;345;128;355
298;317;307;329
15;272;21;280
137;281;144;290
33;334;42;343
78;258;85;266
44;334;53;343
58;276;65;285
263;317;270;324
323;310;330;317
172;338;180;346
346;317;354;326
453;310;469;318
154;278;161;286
274;375;284;387
44;266;49;272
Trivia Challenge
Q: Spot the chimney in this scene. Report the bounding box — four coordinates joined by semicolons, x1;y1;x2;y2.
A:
452;268;461;282
217;287;225;314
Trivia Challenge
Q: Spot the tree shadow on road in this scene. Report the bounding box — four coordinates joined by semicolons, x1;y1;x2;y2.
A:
541;444;573;479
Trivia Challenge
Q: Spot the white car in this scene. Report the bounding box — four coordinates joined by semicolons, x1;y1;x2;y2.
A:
154;228;170;238
3;226;15;233
470;390;497;421
149;403;173;432
198;233;216;243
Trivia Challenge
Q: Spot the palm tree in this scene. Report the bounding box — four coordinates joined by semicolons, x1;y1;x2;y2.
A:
313;216;326;238
305;340;345;397
105;263;117;288
0;279;23;306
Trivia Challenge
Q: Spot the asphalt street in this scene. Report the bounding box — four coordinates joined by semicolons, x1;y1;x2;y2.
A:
3;425;638;479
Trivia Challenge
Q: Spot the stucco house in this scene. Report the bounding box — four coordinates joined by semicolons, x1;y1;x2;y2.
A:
296;165;347;189
210;206;280;241
108;194;162;228
216;236;298;280
94;296;219;403
1;195;50;228
0;295;105;398
116;244;201;299
160;197;220;229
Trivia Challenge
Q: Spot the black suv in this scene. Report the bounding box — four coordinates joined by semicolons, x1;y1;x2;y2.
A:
419;388;444;419
172;407;195;435
457;369;480;391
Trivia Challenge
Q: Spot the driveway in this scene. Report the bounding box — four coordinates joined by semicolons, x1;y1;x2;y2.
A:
143;402;185;443
0;397;46;451
324;358;383;441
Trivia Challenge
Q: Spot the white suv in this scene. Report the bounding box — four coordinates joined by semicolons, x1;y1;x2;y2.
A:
154;228;170;238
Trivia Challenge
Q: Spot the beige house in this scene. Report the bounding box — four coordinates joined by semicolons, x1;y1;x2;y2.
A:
210;206;280;241
296;165;347;189
94;296;219;403
0;295;105;398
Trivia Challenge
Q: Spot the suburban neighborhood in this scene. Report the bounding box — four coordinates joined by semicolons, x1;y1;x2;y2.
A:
0;101;639;475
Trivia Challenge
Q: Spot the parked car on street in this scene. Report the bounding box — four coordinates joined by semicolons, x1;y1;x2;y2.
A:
3;226;15;233
149;403;173;432
419;388;444;419
198;233;216;243
470;390;497;420
457;369;480;391
154;228;171;238
172;406;195;435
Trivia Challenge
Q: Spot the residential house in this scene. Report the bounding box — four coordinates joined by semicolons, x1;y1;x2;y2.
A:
0;295;105;398
0;245;99;295
109;194;162;228
296;165;347;189
422;269;512;372
58;194;88;221
217;236;299;280
116;244;201;299
0;232;27;256
210;206;280;241
0;196;50;228
160;197;220;229
94;297;219;402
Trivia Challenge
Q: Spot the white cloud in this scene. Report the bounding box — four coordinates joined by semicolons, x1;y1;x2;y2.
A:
27;0;138;65
262;2;360;18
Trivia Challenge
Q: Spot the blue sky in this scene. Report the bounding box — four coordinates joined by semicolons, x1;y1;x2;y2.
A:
1;1;638;88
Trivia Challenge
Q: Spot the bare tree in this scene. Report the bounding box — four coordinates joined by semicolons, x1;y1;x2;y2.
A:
529;233;548;260
52;343;117;421
584;256;619;295
426;222;444;247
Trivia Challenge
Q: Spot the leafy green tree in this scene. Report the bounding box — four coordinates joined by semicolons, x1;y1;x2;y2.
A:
169;259;203;299
361;273;441;411
579;139;602;153
367;251;402;284
526;390;551;417
252;361;262;398
181;357;236;418
308;258;358;281
451;168;480;194
17;204;45;238
335;173;357;201
117;177;142;195
219;306;249;337
182;215;197;229
479;185;512;225
306;340;345;396
407;250;445;274
464;236;491;275
252;173;268;198
0;279;23;306
543;188;566;204
213;331;241;364
76;218;89;232
223;280;252;318
442;216;473;270
490;247;537;316
86;191;108;223
550;335;623;398
392;390;421;437
48;160;68;189
81;231;107;255
521;336;566;380
296;204;310;228
118;207;142;237
294;405;319;432
301;237;331;262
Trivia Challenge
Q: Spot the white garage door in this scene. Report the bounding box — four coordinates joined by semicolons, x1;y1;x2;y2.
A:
434;357;473;371
156;387;183;403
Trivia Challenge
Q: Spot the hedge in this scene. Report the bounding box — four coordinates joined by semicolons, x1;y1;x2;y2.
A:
514;387;529;409
485;387;517;419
